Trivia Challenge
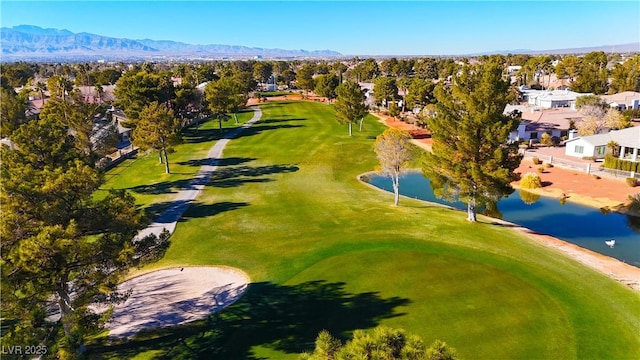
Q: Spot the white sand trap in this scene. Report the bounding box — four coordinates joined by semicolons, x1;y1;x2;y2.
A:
104;266;249;338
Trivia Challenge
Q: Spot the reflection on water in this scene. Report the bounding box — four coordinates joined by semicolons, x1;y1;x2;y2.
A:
367;172;640;267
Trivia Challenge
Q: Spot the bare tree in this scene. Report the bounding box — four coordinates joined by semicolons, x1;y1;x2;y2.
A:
374;128;413;206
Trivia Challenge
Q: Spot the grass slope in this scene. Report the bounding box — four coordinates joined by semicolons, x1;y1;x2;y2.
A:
94;101;640;360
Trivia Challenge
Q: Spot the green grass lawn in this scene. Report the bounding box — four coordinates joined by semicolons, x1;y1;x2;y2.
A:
92;101;640;360
98;111;255;219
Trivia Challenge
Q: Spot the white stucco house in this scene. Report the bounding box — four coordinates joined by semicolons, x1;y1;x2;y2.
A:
564;126;640;161
521;89;591;109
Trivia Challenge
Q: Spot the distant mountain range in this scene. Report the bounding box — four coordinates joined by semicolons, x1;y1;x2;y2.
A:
479;43;640;56
0;25;342;61
1;25;638;62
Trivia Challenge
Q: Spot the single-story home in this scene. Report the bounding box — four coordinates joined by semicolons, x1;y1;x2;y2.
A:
521;88;591;109
564;126;640;162
506;106;583;142
600;91;640;111
109;108;132;144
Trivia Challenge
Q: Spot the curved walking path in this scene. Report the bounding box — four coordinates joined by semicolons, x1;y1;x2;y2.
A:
135;107;262;241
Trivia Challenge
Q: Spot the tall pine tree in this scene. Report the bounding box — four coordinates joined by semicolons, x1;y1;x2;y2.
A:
422;61;522;222
1;119;169;356
334;81;367;136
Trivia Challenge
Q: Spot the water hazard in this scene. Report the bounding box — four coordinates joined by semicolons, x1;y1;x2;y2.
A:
366;172;640;267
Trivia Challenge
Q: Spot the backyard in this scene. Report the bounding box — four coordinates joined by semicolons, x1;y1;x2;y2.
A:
92;100;640;359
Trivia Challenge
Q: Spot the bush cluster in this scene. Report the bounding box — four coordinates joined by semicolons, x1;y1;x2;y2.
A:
520;172;542;189
604;154;640;173
626;177;638;187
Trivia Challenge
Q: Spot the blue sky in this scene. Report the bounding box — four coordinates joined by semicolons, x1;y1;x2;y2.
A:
1;1;639;55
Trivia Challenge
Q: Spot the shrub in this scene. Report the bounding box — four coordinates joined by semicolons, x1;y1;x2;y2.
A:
593;174;601;179
545;162;553;168
520;172;542;189
538;166;545;173
626;177;638;187
532;157;541;165
604;154;640;173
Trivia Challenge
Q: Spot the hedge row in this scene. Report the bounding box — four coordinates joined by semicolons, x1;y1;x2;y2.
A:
603;154;640;173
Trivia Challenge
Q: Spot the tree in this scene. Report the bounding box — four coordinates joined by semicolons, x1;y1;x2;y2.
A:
0;119;169;356
422;62;522;222
253;62;273;87
0;87;29;137
373;77;398;108
300;326;458;360
609;55;640;93
314;74;340;102
397;77;413;112
405;78;436;111
575;94;606;109
571;51;609;94
296;63;316;96
414;58;439;80
334;80;367;136
375;128;413;206
575;106;629;135
34;81;48;106
39;91;118;161
114;69;175;121
47;75;74;101
132;102;181;174
205;77;247;128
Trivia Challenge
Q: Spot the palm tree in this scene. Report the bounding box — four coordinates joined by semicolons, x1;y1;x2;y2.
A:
607;140;619;157
34;81;47;106
94;84;104;103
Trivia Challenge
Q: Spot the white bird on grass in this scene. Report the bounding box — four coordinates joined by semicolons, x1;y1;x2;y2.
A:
605;239;615;248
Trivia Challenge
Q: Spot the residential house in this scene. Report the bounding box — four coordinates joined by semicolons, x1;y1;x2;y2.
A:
600;91;640;111
76;85;116;104
506;106;583;142
520;88;590;109
109;108;132;144
564;125;640;162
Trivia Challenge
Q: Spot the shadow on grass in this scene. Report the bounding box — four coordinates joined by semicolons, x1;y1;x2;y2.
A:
88;280;410;359
209;164;299;188
177;157;257;168
180;201;249;221
127;164;299;198
234;123;304;140
141;200;249;225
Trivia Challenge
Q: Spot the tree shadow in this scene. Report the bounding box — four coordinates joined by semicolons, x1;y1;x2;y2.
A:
129;179;194;195
182;128;227;144
233;123;304;140
180;201;249;221
88;280;410;359
209;164;299;188
177;157;256;168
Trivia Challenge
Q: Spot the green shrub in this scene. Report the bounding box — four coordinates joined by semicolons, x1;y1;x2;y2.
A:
626;177;638;187
520;172;542;189
538;166;545;173
604;154;640;173
532;157;541;165
545;163;553;168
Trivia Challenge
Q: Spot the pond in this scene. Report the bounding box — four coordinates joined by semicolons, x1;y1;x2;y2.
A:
366;172;640;267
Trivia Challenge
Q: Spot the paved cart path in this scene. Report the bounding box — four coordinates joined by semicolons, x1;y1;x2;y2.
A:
135;107;262;241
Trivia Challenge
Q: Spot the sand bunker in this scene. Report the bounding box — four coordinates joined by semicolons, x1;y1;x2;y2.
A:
104;266;249;338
